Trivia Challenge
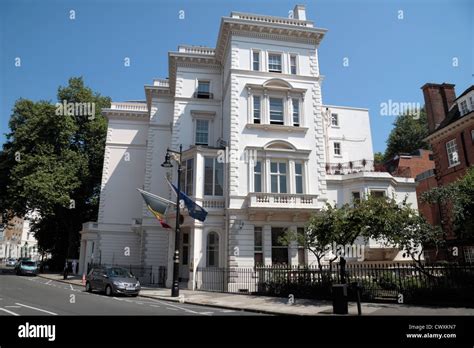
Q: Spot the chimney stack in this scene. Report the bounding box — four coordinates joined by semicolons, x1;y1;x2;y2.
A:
293;5;306;20
421;83;456;133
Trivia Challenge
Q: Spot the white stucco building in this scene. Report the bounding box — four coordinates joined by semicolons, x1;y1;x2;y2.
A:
78;5;418;288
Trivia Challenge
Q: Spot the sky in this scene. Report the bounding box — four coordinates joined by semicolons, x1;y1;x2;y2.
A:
0;0;472;153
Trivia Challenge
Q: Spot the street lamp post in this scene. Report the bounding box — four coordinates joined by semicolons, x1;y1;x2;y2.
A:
161;144;182;297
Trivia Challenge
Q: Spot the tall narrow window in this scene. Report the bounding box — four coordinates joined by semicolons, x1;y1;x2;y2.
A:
206;232;219;267
446;139;460;167
269;98;284;125
182;232;189;266
180;159;194;196
334;142;341;156
270;161;287;193
254;161;262;192
271;227;288;264
331;113;339;126
460;100;469;115
268;53;282;73
252;51;260;71
204;157;224;196
470;96;474;111
195;119;209;145
294;162;303;194
254;227;263;265
290;55;297;74
292;98;300;126
352;191;361;203
253;96;261;124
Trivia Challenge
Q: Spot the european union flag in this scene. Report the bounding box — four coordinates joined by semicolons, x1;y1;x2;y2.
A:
170;183;208;222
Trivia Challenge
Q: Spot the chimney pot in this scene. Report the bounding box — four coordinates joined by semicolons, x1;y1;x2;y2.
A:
293;5;306;20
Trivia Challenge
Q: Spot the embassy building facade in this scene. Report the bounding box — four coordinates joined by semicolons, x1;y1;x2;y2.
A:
78;5;419;289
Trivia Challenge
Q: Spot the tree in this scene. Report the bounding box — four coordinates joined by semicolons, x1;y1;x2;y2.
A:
0;77;110;268
283;194;441;277
374;152;385;165
384;108;429;161
422;166;474;241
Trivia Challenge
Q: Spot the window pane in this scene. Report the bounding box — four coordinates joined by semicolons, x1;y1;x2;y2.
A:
214;160;224;196
279;163;286;174
331;113;338;126
253;96;261;123
295;176;303;194
198;81;210;93
254;174;261;192
254;253;263;265
204;157;213;195
270;162;278;173
255;228;263;248
292;98;299;126
186;158;194;195
271;248;288;264
253;52;260;71
295;163;302;175
271;175;278;193
279;175;287;193
290;56;297;74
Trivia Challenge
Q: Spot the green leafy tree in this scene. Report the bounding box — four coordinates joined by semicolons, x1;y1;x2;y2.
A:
374;152;385;165
384;108;429;161
422;167;474;241
0;77;110;268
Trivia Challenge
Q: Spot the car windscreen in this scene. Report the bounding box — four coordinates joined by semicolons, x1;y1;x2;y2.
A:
107;267;133;278
22;261;36;267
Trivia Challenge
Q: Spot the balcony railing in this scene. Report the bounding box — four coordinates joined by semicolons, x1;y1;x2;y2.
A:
325;159;378;175
247;193;319;209
201;197;225;209
193;91;214;99
110;102;148;112
178;45;215;55
153;79;170;87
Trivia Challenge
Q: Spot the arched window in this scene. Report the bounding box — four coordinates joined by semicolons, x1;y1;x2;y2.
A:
206;232;219;267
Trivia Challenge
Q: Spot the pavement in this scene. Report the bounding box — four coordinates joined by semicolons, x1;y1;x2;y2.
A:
35;272;474;316
0;270;264;316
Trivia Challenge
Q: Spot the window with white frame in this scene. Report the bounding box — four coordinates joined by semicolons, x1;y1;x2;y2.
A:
269;98;284;125
290;55;297;74
252;50;260;71
270;161;287;193
179;158;194;196
195;119;209;145
206;232;219;267
334;142;341;156
331;113;339;126
446;139;460;167
253;96;261;124
352;191;361;203
254;227;263;265
268;53;282;73
294;162;303;194
370;190;385;198
470;96;474;111
292;98;300;126
254;161;262;192
204;157;224;196
460;100;469;115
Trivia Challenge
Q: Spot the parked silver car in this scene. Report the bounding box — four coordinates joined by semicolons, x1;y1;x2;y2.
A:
15;260;38;276
85;266;141;297
5;258;17;267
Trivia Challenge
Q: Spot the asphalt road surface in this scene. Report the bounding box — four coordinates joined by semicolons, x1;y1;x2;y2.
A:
0;270;265;316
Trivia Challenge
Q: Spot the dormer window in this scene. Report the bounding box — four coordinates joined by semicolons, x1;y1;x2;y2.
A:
268;53;282;73
196;81;211;99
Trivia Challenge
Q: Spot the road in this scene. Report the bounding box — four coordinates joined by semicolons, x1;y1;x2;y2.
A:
0;269;265;316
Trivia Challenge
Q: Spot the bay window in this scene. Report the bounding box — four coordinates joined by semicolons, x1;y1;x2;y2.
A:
180;158;194;196
294;162;303;194
254;161;262;192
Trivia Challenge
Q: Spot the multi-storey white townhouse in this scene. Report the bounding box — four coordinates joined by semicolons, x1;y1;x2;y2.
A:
78;5;418;289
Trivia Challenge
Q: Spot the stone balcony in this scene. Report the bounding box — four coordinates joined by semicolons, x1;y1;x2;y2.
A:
247;193;319;210
178;45;215;55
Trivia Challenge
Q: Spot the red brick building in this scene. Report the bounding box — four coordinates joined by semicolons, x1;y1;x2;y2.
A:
419;83;474;263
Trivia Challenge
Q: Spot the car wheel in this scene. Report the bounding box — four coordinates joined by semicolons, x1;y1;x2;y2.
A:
85;281;92;292
105;285;113;296
131;294;138;297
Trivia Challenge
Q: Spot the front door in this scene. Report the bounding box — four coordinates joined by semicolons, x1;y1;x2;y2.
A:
179;230;190;282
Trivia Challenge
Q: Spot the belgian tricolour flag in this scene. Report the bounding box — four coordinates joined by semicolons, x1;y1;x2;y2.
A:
137;188;174;229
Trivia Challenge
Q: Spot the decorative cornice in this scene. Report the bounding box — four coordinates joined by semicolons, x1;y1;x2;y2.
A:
102;109;148;122
425;113;474;143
